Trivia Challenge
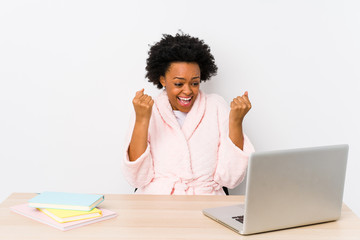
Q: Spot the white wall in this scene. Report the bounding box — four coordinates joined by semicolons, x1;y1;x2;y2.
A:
1;1;359;216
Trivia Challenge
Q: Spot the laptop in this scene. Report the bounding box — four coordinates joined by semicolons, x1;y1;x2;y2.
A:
203;144;349;235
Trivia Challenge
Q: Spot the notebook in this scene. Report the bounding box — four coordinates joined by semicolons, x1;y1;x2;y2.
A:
11;204;116;231
203;144;349;235
39;207;102;223
28;191;104;211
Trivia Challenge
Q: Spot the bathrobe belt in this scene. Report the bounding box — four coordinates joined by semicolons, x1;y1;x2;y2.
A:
154;177;222;195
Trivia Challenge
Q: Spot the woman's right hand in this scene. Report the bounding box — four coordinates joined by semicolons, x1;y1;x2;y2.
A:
129;89;153;162
132;89;154;122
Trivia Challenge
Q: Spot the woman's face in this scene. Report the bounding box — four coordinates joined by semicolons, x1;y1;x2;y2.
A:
160;62;201;113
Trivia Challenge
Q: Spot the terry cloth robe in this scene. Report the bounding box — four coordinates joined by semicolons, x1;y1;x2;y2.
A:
122;90;255;195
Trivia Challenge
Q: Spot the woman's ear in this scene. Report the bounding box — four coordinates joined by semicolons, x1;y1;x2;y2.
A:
160;76;166;88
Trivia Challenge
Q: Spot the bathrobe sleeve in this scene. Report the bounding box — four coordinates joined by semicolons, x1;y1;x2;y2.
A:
212;95;255;189
121;113;154;188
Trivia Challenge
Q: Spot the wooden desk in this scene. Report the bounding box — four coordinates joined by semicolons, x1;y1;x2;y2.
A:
1;193;360;240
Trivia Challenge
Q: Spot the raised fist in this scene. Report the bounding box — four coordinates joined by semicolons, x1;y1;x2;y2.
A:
132;89;154;122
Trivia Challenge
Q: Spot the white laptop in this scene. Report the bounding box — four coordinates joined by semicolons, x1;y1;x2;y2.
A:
203;144;349;235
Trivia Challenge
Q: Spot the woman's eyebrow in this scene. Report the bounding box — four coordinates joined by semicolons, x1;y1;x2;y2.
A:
173;77;186;80
173;76;200;80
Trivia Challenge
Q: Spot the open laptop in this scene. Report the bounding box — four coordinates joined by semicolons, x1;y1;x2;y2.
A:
203;144;349;235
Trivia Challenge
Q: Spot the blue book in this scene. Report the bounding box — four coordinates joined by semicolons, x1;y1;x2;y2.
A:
28;191;104;211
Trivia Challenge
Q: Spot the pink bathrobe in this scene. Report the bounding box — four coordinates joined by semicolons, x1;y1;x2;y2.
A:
122;90;255;195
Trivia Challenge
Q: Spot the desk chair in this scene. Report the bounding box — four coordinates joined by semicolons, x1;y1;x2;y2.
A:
134;187;230;195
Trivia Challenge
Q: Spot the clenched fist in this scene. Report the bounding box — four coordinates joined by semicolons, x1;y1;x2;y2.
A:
132;89;154;122
229;91;252;125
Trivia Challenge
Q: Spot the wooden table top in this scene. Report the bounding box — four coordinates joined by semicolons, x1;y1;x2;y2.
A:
1;193;360;240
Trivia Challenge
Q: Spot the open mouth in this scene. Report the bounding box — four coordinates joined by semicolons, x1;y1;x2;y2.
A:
177;96;193;107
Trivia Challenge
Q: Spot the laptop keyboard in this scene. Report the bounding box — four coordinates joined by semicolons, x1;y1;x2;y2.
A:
232;215;244;223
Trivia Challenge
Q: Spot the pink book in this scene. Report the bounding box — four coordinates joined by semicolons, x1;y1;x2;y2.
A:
10;204;117;231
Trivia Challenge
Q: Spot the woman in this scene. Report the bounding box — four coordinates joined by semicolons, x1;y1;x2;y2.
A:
122;33;254;195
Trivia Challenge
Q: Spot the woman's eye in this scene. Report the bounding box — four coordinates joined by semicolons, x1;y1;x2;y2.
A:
174;83;183;87
192;82;200;86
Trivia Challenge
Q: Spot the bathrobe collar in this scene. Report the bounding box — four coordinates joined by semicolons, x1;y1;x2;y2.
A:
155;90;206;140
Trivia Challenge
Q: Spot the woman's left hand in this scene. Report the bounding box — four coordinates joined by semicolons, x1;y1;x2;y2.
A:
229;91;252;125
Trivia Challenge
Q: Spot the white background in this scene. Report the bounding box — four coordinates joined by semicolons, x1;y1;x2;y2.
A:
1;1;359;216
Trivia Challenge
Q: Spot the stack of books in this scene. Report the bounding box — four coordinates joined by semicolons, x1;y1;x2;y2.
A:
10;191;117;231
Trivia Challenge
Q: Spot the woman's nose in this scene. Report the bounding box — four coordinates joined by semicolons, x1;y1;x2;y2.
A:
183;84;192;95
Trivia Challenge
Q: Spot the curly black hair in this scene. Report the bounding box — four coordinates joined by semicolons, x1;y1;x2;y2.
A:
145;33;218;89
